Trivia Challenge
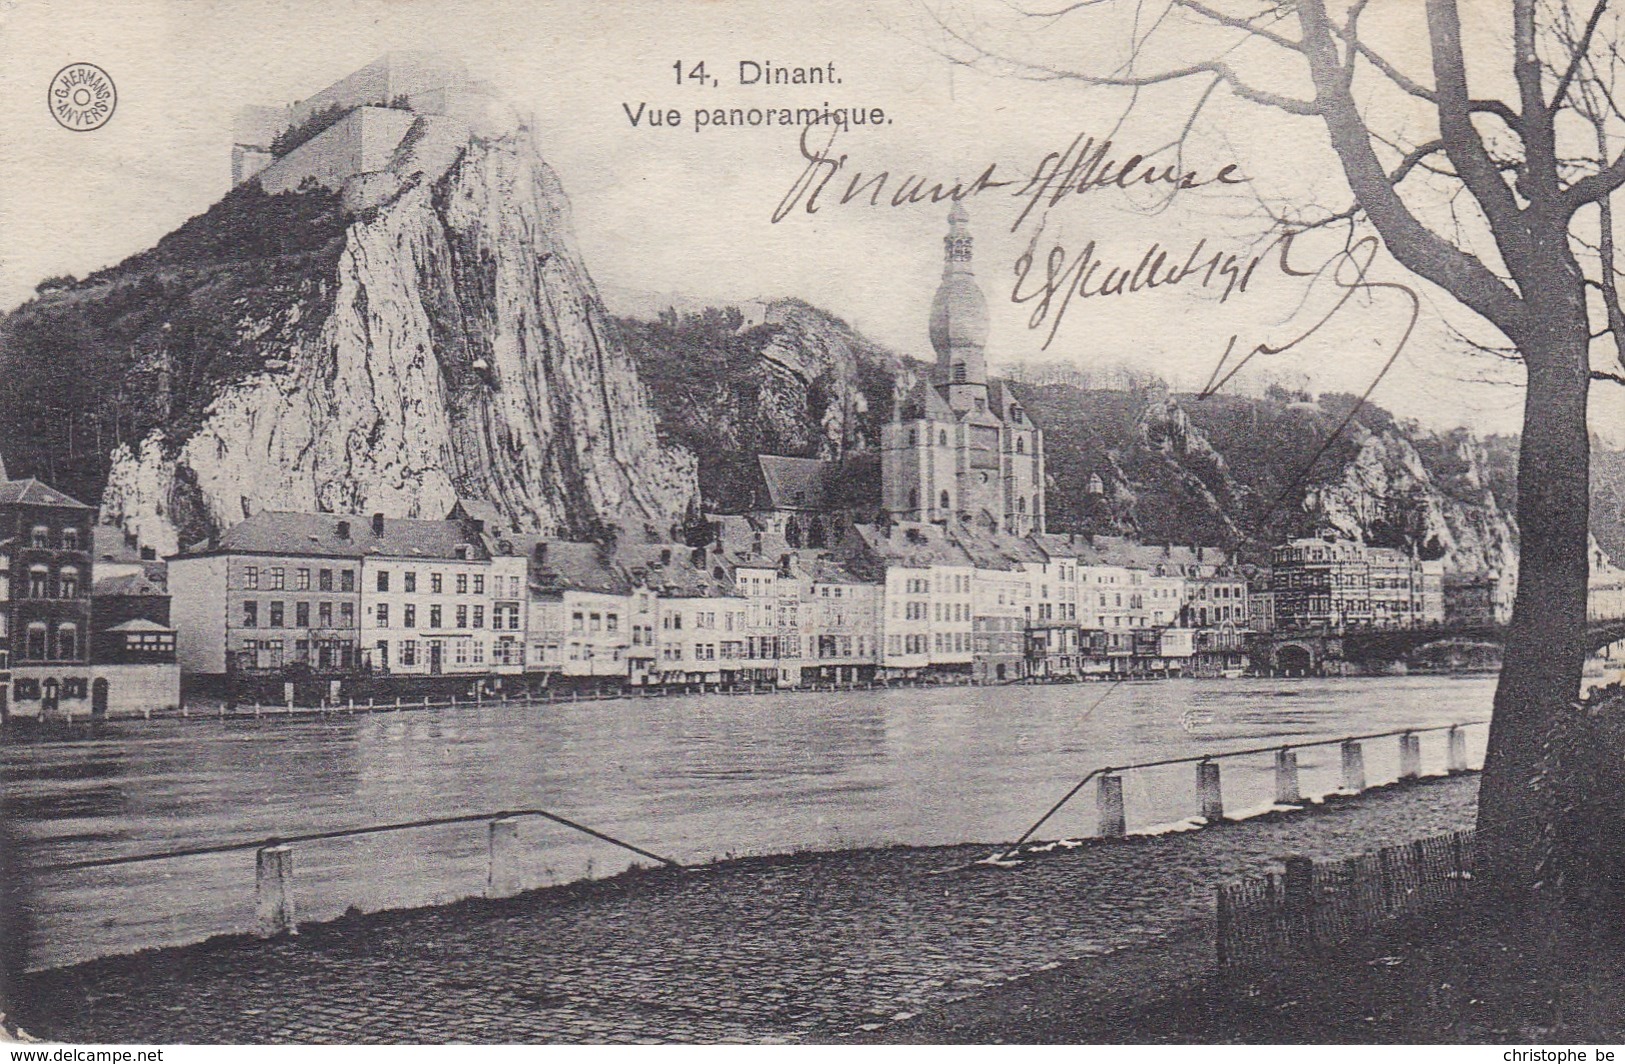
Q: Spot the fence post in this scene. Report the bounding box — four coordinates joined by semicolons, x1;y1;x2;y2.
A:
1097;773;1126;838
1274;748;1301;805
1197;759;1224;822
1283;853;1315;948
487;816;522;899
1340;740;1366;792
1446;725;1468;773
256;844;297;937
1399;732;1422;780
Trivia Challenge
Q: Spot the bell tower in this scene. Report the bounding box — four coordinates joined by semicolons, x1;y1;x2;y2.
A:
928;203;990;415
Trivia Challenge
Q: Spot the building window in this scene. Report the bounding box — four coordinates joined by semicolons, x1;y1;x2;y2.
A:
431;573;443;594
473;641;485;665
952;363;966;384
908;488;918;509
377;603;390;628
400;640;417;667
473;605;484;628
26;623;46;659
29;565;47;597
377;570;390;592
474;575;485;595
269;567;285;590
939;490;951;511
244;565;259;590
296;568;311;590
31;526;48;549
429;604;442;628
457;573;468;594
376;641;390;671
939;429;949;446
341;570;355;592
319;601;333;626
1016;437;1025;454
457;604;469;628
319;568;333;591
404;571;417;593
296;601;310;627
243;601;258;628
61;528;80;551
269;601;285;628
404;604;416;628
57;623;78;660
340;602;355;626
908;429;918;447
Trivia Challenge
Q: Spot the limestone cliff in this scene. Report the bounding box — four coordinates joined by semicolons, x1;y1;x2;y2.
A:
2;114;697;554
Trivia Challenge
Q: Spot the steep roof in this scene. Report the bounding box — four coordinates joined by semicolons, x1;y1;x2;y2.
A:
757;456;840;512
948;520;1047;569
0;478;90;509
851;521;973;569
506;535;630;597
178;511;490;561
616;540;737;597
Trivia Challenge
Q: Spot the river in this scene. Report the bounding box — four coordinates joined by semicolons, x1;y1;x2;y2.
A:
1;674;1495;971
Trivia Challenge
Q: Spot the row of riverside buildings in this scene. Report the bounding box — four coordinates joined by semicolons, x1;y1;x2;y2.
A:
8;203;1622;718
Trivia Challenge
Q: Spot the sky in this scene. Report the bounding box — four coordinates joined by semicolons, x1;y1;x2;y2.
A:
1;0;1621;442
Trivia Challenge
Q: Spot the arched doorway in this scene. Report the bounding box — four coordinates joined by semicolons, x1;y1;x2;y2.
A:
1276;644;1314;676
92;677;110;718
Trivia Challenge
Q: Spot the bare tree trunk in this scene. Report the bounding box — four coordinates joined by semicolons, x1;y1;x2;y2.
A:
1476;288;1592;909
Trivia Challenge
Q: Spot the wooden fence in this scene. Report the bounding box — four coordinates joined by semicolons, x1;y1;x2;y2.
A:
1216;828;1477;969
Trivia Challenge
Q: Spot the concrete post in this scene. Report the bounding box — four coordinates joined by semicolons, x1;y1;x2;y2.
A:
487;816;522;899
1274;748;1301;805
1446;725;1468;773
1197;760;1224;822
1340;740;1366;792
1399;733;1422;780
255;844;297;937
1097;773;1126;838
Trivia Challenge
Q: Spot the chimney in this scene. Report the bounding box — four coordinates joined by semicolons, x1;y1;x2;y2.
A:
337;519;351;540
372;512;385;536
533;542;547;566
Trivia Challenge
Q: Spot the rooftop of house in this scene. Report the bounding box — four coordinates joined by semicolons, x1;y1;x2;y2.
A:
0;478;91;510
92;572;169;598
175;511;491;562
103;617;175;633
852;520;974;569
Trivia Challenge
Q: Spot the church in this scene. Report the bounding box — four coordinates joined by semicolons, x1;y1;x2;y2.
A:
881;204;1046;536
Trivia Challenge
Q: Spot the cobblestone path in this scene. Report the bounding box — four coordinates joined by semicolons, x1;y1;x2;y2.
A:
16;775;1479;1043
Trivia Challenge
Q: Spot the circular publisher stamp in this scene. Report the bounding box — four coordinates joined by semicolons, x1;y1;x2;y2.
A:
49;63;116;131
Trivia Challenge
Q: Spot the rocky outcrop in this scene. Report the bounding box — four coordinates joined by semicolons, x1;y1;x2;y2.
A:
10;108;697;554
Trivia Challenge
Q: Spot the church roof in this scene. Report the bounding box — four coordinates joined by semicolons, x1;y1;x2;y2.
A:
754;454;879;512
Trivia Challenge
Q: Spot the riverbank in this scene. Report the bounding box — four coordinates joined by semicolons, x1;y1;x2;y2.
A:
871;904;1625;1043
11;772;1480;1044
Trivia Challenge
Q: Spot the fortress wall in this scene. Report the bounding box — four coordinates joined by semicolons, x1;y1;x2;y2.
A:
256;106;416;194
288;52;468;131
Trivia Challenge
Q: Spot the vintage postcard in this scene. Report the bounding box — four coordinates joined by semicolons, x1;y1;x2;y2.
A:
2;0;1624;1048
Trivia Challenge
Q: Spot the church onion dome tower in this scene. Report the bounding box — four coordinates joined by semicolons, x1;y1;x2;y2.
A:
928;202;990;394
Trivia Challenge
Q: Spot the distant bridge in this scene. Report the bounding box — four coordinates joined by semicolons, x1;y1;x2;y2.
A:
1254;619;1625;673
